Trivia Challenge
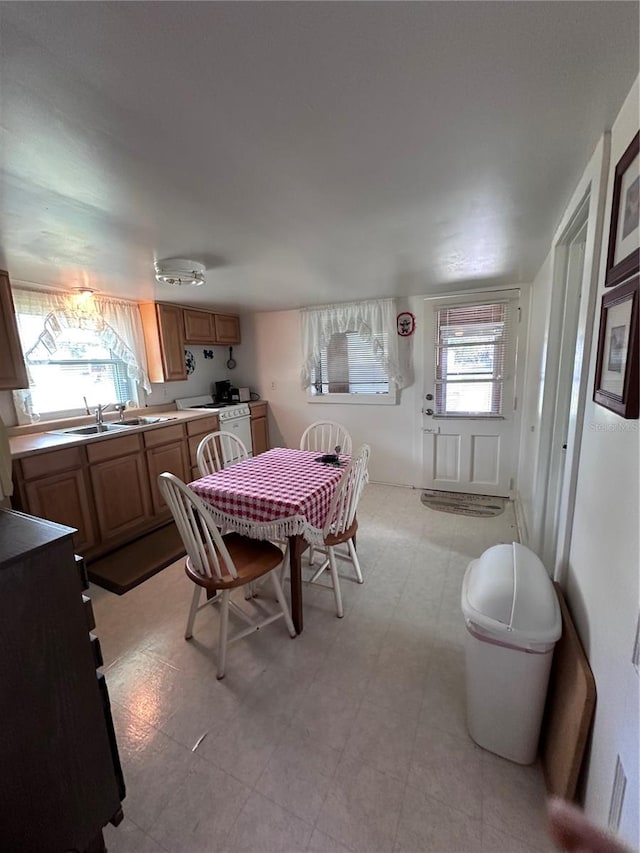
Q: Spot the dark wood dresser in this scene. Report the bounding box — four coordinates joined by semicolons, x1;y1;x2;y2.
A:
0;508;125;853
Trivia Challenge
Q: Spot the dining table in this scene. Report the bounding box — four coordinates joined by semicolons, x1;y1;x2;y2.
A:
188;446;349;634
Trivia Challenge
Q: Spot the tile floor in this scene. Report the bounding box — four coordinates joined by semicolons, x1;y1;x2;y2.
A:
93;484;556;853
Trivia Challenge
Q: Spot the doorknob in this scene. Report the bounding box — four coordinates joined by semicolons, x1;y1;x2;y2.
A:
425;393;433;401
425;408;434;416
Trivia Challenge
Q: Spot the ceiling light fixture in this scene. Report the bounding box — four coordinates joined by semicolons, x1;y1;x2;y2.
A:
154;258;206;287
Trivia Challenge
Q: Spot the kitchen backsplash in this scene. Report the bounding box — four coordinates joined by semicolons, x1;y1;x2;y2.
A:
144;344;251;407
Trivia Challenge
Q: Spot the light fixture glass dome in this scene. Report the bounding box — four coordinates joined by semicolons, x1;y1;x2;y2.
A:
154;258;205;287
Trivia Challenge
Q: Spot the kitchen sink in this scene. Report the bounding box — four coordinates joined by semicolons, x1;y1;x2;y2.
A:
119;416;176;426
55;423;133;436
49;416;176;436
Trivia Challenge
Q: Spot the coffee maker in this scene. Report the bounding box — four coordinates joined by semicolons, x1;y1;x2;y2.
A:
214;380;232;404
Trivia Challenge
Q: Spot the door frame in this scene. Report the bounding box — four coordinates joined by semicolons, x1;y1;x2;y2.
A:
531;133;611;581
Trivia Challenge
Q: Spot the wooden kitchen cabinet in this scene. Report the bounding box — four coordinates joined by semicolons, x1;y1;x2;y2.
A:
250;402;270;455
87;434;153;541
213;312;241;344
144;423;188;515
140;302;187;382
0;269;28;390
14;446;97;552
184;308;241;345
183;308;214;344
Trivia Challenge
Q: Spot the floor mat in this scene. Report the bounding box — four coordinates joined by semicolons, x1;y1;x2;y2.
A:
420;489;506;517
87;522;186;594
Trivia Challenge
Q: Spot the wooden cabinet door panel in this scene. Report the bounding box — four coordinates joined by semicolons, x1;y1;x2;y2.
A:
183;309;214;343
146;441;188;515
213;313;241;344
157;304;187;381
90;455;152;540
0;270;28;390
251;416;269;456
24;470;96;552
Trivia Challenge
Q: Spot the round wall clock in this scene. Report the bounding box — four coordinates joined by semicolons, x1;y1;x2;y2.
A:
184;349;196;375
397;311;416;337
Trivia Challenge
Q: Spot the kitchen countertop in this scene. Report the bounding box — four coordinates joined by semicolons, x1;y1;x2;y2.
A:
8;408;223;460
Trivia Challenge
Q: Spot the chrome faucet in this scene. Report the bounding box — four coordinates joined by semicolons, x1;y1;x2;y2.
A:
95;403;110;425
94;402;127;424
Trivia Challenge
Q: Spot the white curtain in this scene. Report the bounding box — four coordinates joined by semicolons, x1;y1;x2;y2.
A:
11;288;152;419
300;297;404;390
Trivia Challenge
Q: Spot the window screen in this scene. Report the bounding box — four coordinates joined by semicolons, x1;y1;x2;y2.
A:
434;302;511;416
311;331;390;396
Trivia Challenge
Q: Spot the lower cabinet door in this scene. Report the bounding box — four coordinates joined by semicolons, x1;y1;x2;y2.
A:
251;416;270;456
146;440;189;515
90;454;153;540
24;469;96;552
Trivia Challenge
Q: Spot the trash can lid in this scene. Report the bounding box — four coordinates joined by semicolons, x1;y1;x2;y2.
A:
461;542;561;645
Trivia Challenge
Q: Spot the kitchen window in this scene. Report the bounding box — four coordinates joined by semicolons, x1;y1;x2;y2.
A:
310;331;391;396
301;298;404;403
12;288;151;424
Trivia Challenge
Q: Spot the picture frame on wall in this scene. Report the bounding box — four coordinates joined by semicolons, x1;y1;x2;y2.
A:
605;130;639;288
593;275;638;418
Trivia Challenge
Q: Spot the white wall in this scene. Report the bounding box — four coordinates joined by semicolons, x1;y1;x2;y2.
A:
242;298;423;487
564;79;639;846
519;77;638;845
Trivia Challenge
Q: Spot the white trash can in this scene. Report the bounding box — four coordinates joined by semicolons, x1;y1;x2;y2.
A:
461;542;561;765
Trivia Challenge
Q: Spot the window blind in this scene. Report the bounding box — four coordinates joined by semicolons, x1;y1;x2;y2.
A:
313;331;391;395
433;301;512;416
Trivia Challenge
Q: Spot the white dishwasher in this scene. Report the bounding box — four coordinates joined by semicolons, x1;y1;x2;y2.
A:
175;396;253;455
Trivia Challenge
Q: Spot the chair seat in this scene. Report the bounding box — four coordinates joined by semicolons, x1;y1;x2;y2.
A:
324;517;358;547
185;533;285;590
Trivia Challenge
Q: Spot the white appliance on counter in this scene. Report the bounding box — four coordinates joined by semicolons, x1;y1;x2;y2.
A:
175;396;253;455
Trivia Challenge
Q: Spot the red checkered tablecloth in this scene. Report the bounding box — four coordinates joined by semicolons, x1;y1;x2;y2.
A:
189;447;348;544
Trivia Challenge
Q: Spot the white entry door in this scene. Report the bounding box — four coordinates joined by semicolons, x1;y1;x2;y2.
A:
422;292;520;497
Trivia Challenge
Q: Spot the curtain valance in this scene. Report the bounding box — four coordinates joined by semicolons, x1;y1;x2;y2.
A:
300;297;404;390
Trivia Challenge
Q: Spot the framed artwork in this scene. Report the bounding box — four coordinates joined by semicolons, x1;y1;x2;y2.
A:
593;275;638;418
605;130;639;288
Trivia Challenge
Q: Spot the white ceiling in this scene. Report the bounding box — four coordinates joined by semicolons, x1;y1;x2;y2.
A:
1;2;638;313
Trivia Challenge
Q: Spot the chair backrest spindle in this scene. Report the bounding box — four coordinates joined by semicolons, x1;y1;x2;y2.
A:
323;444;371;538
197;431;250;476
300;420;353;455
158;472;239;581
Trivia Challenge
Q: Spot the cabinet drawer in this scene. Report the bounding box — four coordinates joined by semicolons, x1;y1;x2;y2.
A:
87;433;143;463
20;446;84;480
82;594;96;632
186;416;218;437
143;423;185;448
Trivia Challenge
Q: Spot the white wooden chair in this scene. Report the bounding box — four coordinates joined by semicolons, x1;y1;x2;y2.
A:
299;420;353;456
197;430;249;476
282;444;371;618
158;472;295;679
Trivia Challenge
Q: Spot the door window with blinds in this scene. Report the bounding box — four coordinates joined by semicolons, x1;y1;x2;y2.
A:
434;301;512;416
311;331;391;396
